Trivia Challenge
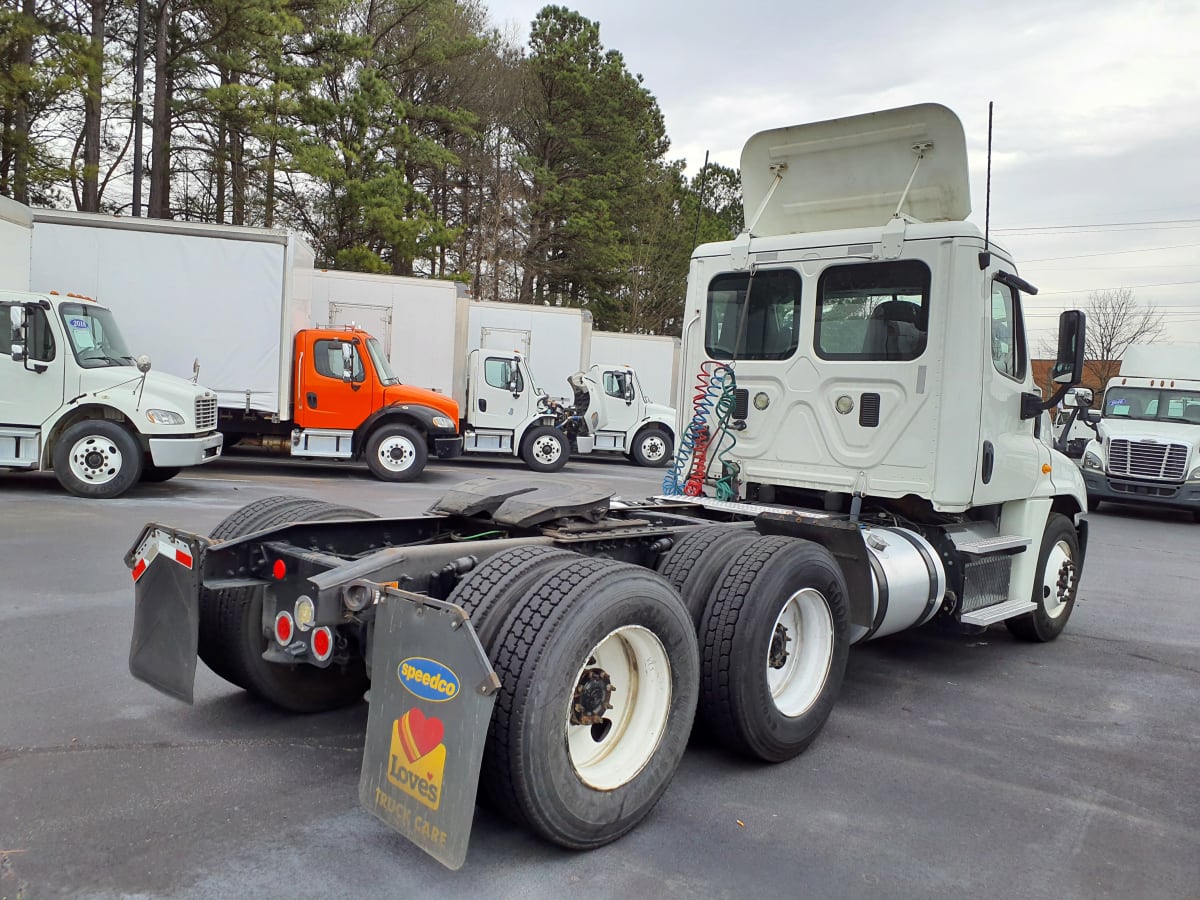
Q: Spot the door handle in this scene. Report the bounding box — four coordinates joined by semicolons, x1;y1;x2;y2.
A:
479;398;487;412
307;392;318;408
981;441;994;484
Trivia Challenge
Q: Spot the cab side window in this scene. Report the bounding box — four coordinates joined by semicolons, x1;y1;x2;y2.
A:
603;371;630;399
484;358;523;393
313;339;364;382
1;304;56;362
990;281;1027;380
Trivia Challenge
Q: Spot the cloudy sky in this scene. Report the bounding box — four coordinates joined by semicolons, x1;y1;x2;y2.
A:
486;0;1200;348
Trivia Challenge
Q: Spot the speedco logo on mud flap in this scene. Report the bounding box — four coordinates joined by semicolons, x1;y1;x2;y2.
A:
387;707;447;811
397;656;460;702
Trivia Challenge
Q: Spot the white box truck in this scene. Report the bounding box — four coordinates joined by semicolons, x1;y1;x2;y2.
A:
1080;344;1200;519
126;104;1092;868
30;211;464;482
4;200;222;499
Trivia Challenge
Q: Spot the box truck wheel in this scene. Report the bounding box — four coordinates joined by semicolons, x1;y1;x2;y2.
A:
366;423;427;482
197;496;375;711
656;525;759;630
520;425;569;473
1005;512;1080;643
631;426;673;468
482;557;698;849
52;419;144;499
698;536;849;763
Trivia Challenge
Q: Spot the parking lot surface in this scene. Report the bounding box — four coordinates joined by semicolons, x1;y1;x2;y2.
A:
1;455;1197;899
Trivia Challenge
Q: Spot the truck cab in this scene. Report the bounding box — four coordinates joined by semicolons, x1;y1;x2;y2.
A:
567;363;676;466
1080;346;1200;519
223;325;463;482
673;103;1089;635
1;290;223;497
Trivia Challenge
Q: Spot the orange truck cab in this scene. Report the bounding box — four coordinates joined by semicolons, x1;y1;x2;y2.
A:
222;325;462;482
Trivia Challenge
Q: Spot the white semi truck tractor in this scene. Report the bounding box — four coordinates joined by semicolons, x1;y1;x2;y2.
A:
122;104;1089;868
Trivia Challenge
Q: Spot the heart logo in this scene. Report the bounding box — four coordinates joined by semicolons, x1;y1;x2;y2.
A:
396;708;444;763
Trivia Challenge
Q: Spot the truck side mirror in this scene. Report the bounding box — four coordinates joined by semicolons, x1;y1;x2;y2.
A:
1051;310;1086;385
9;305;27;363
341;342;354;383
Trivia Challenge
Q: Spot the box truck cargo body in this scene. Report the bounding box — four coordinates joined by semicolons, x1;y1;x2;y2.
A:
311;269;460;397
0;196;32;291
29;211;462;482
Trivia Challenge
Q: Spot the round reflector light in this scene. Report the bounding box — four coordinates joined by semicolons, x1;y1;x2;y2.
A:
294;596;315;630
311;627;333;662
274;611;294;645
272;559;287;580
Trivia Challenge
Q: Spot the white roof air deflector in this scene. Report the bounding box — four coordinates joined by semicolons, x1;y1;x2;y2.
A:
739;103;971;237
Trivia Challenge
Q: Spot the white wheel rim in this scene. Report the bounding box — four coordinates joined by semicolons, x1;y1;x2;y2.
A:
640;435;667;462
766;588;835;718
1041;541;1074;619
531;434;563;465
376;435;416;472
567;625;672;791
67;435;124;485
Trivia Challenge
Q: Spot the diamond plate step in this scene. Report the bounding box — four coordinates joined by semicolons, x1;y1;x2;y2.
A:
954;534;1031;555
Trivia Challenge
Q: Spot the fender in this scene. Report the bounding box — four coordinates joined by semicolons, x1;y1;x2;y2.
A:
634;414;675;439
355;403;459;451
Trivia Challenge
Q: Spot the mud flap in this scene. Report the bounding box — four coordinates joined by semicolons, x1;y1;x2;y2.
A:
359;585;499;870
127;526;206;704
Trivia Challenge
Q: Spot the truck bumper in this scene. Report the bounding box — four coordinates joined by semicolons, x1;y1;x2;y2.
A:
434;435;464;459
1083;470;1200;511
149;432;224;467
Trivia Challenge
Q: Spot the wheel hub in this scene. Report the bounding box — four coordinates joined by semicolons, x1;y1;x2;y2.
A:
84;450;105;469
1055;558;1075;603
769;623;791;669
571;666;615;726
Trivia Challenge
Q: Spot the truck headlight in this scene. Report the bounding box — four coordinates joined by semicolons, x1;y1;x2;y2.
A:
1189;466;1200;483
431;416;455;430
145;409;185;425
1082;451;1103;471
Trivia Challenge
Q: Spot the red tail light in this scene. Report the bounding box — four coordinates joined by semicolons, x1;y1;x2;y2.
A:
274;611;295;645
311;626;333;662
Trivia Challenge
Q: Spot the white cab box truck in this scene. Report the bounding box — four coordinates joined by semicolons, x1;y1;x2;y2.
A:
30;211;463;482
590;331;680;407
125;104;1092;869
1080;344;1200;519
2;289;223;497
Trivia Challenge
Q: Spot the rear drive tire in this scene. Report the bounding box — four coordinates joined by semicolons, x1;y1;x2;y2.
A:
141;464;181;483
482;557;698;849
1005;512;1080;642
520;425;569;473
52;419;143;498
366;423;427;482
698;536;850;763
631;426;673;468
198;496;376;711
447;545;581;654
656;525;759;630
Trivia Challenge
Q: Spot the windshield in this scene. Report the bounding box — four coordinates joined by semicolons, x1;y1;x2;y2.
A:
59;303;134;368
365;337;400;385
1102;386;1200;425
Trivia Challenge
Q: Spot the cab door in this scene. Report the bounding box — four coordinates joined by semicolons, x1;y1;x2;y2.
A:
971;273;1042;505
467;352;530;432
595;369;639;435
294;333;376;431
1;302;66;429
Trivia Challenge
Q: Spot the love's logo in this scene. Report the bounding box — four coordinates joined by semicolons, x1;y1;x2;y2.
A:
387;708;446;811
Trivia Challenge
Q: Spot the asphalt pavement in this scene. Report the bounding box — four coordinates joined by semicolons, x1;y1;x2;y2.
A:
1;454;1197;899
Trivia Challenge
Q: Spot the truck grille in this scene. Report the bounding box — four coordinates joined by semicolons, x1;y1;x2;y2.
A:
195;395;218;431
1108;439;1188;481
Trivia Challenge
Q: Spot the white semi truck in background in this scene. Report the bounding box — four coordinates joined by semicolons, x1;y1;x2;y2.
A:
124;103;1091;868
1080;344;1200;519
2;197;222;498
